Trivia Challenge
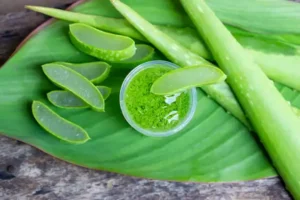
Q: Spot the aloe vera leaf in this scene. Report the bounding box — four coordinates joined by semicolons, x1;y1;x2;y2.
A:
247;49;300;92
111;44;155;68
53;61;111;84
168;25;300;92
69;23;136;62
32;101;90;144
97;86;112;100
42;63;105;112
180;0;300;198
47;86;112;109
26;5;146;41
26;6;300;92
155;26;213;61
110;0;250;128
151;65;226;95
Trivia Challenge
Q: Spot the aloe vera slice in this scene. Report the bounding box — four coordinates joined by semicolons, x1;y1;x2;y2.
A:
42;63;105;112
32;101;90;144
53;62;111;84
97;86;112;100
48;86;112;109
151;65;226;95
69;23;136;62
112;44;154;68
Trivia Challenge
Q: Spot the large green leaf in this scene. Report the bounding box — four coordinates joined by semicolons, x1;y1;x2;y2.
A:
2;0;300;182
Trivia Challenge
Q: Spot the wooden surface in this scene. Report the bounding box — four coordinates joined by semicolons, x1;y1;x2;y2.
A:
0;1;298;200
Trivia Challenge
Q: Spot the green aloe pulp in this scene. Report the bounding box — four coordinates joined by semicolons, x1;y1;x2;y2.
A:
69;23;136;61
48;86;111;109
125;65;191;132
32;101;90;144
54;61;111;84
151;65;227;95
42;63;105;112
5;0;300;183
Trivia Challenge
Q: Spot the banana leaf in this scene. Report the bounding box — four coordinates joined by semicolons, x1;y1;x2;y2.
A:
1;0;300;182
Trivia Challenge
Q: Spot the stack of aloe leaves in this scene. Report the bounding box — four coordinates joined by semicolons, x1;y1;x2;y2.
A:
1;0;300;198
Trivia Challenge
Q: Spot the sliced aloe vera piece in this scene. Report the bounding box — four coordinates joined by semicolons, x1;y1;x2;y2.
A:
42;63;105;112
112;44;154;68
32;101;90;144
48;86;112;108
97;86;112;100
151;65;226;95
69;23;136;62
53;62;111;84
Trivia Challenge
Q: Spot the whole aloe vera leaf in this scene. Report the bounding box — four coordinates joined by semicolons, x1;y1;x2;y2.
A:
110;0;250;128
26;5;300;91
32;101;90;144
48;86;112;109
53;61;111;84
69;23;136;62
181;0;300;198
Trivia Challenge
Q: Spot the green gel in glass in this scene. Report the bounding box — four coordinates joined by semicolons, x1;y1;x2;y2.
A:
125;65;190;132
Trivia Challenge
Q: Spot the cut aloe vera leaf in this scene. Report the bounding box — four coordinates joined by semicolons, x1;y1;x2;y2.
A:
111;44;154;68
97;86;112;100
48;86;112;109
69;23;136;62
110;0;250;128
32;101;90;144
151;65;226;95
53;61;111;84
42;63;105;112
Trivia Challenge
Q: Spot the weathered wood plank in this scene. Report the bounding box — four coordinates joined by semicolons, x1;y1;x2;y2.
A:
0;136;291;200
0;0;299;199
